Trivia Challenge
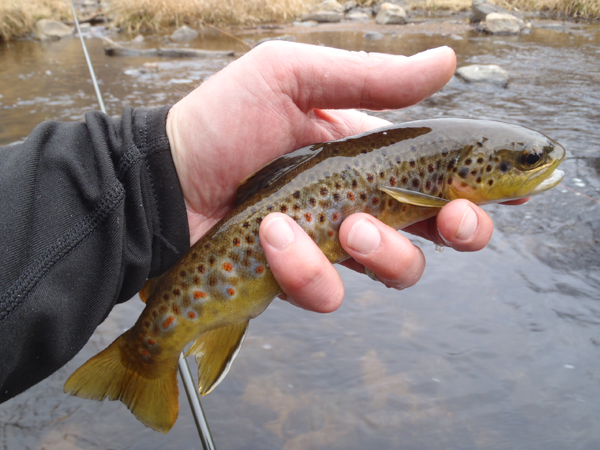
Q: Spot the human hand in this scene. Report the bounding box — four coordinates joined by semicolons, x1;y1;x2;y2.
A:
165;42;498;313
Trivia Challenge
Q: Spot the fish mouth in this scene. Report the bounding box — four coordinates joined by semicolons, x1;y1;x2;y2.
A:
528;169;565;196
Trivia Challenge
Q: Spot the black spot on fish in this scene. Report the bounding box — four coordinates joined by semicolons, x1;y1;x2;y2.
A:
499;162;510;172
488;179;494;186
310;198;316;206
458;168;469;179
293;191;301;199
360;193;367;201
412;179;420;188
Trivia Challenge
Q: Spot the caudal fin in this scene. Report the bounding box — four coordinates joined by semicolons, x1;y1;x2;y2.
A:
64;335;179;433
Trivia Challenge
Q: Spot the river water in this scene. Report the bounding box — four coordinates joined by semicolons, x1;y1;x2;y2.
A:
1;17;599;450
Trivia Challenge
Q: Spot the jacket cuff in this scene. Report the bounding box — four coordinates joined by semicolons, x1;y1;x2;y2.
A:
132;106;190;276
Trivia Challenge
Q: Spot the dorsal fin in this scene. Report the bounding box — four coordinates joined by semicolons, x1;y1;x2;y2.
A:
235;144;324;205
185;320;249;395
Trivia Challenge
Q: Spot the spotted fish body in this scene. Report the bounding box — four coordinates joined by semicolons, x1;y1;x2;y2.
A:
64;119;565;432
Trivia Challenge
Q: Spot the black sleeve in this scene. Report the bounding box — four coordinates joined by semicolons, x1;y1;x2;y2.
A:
0;106;190;402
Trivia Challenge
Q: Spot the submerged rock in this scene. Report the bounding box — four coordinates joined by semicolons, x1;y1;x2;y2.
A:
470;0;508;23
170;25;198;42
375;3;407;25
478;13;525;35
33;20;73;41
364;31;384;40
455;64;509;87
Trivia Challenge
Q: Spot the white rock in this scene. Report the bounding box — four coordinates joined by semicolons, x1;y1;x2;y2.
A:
375;2;407;25
347;11;371;21
455;64;509;87
34;20;73;40
479;12;524;35
170;25;198;42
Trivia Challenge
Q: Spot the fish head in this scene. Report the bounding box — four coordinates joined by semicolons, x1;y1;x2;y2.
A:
447;122;566;204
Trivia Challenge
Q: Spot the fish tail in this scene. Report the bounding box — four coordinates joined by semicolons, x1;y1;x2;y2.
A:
64;335;179;433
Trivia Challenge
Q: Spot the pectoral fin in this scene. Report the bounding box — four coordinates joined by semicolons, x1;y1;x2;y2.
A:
185;321;249;395
380;186;450;208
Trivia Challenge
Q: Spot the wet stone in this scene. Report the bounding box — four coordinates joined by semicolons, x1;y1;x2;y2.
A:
455;64;509;88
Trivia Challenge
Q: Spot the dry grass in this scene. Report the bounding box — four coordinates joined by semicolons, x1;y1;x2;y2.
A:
109;0;313;32
0;0;70;41
494;0;600;19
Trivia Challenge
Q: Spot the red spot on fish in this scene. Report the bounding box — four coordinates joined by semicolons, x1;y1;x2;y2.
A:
305;212;312;222
141;350;148;356
148;338;155;345
328;230;334;237
256;266;265;274
188;311;196;319
233;238;241;246
227;288;235;296
194;291;207;299
367;174;374;182
372;197;380;206
390;177;397;186
332;212;340;221
388;199;394;207
347;192;355;201
223;262;233;272
162;316;174;329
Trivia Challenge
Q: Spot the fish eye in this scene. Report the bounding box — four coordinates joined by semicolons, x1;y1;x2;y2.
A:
519;148;543;168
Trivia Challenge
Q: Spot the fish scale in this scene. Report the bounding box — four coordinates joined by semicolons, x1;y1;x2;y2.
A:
64;118;565;433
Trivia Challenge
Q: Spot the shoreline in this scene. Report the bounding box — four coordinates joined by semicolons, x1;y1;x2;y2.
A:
1;0;598;42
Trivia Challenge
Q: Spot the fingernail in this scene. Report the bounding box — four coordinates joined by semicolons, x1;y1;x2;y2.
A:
263;217;295;250
410;46;450;61
456;206;478;240
347;219;381;254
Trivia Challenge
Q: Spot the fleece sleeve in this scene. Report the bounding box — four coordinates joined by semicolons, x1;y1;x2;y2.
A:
0;106;190;402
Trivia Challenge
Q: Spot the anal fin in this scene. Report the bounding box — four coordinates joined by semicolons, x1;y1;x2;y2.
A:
185;321;249;395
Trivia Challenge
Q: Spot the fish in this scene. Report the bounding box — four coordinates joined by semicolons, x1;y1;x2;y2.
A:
64;118;565;432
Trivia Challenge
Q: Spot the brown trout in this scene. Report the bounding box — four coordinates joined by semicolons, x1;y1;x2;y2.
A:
64;118;565;432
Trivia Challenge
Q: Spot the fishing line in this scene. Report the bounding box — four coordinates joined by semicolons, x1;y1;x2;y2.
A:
68;2;216;447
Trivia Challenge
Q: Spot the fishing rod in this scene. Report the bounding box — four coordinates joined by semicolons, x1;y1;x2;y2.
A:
68;2;216;448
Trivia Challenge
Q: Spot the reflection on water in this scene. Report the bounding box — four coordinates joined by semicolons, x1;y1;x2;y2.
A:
1;19;599;450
